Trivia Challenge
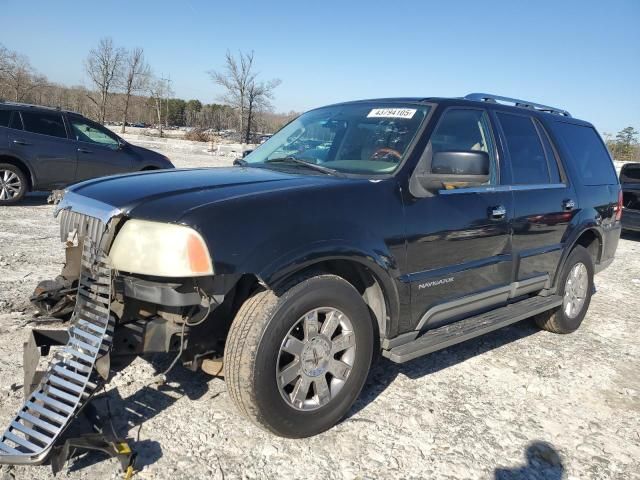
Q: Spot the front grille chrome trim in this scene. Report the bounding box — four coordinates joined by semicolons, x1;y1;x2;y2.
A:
0;239;114;465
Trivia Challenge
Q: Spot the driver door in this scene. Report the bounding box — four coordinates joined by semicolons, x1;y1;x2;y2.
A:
403;107;514;331
68;116;133;181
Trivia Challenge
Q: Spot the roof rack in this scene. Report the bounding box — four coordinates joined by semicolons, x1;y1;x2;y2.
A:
0;100;66;112
464;93;571;117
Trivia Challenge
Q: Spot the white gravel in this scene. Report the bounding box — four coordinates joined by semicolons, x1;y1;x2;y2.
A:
0;144;639;479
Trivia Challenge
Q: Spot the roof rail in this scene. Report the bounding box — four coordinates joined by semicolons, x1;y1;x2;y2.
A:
464;93;571;117
0;100;65;112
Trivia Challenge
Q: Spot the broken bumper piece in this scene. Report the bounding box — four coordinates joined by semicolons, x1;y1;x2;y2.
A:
0;239;114;465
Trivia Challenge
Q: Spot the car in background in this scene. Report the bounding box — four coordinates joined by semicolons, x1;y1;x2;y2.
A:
620;162;640;231
0;102;174;205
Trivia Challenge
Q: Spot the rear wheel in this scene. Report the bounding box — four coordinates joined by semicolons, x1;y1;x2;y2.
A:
536;246;594;333
0;164;27;205
224;274;374;438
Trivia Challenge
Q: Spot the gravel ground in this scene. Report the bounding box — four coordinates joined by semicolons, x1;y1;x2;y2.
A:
0;145;639;479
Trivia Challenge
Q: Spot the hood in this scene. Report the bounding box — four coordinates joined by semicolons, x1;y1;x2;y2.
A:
66;167;343;223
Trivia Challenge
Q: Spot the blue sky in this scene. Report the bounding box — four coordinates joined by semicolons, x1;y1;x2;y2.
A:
1;0;638;134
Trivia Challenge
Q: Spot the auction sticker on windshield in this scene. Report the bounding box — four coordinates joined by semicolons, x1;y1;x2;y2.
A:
367;108;417;119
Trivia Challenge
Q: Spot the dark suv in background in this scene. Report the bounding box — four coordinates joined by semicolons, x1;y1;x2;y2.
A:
0;102;174;204
620;162;640;231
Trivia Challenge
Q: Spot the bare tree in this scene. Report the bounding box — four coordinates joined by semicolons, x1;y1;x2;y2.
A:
147;76;172;137
209;50;259;141
0;45;48;102
85;37;125;124
120;48;150;133
245;78;281;142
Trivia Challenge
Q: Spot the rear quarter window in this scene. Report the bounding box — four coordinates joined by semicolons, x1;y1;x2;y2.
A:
621;163;640;183
551;122;617;186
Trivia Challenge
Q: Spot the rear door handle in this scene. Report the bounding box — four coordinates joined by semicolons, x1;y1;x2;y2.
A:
77;148;93;154
489;205;506;220
12;139;29;146
562;199;576;211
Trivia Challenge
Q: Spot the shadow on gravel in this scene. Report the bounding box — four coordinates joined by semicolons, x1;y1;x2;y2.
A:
347;319;540;419
494;440;564;480
4;193;50;207
62;357;211;473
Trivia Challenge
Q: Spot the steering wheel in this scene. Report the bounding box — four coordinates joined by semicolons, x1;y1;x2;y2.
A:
370;147;402;161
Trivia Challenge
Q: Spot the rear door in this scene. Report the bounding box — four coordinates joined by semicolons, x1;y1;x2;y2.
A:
7;110;77;189
67;116;133;181
494;111;576;283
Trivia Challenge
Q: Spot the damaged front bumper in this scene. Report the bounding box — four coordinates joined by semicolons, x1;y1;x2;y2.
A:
0;239;114;464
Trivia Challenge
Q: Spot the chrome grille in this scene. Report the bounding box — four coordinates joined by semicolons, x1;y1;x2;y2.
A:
58;209;106;247
0;238;114;465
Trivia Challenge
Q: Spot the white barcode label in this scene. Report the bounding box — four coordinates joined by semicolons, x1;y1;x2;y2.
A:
367;108;417;119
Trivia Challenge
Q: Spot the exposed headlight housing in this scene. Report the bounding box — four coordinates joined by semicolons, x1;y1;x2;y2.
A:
109;219;213;277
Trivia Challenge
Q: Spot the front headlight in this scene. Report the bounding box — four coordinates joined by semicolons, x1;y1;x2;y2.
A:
109;219;213;277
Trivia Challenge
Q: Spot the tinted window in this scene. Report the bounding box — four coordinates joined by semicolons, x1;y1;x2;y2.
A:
431;108;498;184
498;113;549;184
70;118;119;149
551;122;617;185
0;110;10;128
21;111;68;139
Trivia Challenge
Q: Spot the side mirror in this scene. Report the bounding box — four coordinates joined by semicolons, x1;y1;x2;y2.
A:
117;139;127;150
419;150;490;191
242;149;253;158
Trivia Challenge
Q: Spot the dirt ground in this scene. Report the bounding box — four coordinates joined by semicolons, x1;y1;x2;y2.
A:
0;145;639;479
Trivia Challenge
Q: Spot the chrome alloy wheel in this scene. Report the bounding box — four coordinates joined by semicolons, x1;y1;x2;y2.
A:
276;307;356;411
563;262;589;318
0;169;22;201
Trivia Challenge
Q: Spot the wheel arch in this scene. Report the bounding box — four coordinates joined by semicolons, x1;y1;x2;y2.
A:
0;154;34;190
553;226;602;290
257;253;401;342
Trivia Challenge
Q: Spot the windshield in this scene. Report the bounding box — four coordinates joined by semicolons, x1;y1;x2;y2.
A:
244;103;430;175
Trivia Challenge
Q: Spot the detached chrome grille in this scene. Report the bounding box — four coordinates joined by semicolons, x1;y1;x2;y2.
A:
0;239;114;465
59;209;106;248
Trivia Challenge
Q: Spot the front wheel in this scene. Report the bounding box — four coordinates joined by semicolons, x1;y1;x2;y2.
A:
224;274;374;438
0;164;27;205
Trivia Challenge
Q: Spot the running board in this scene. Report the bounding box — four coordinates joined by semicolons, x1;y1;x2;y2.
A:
0;239;113;465
383;295;562;363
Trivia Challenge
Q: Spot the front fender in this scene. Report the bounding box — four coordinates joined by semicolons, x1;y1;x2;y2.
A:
253;239;402;339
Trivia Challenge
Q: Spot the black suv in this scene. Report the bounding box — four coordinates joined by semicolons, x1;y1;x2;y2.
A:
620;162;640;231
0;94;622;463
0;102;174;204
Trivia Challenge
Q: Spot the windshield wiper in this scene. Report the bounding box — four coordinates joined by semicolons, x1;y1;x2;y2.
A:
264;157;343;176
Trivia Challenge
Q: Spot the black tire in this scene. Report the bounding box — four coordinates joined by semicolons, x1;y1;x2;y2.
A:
535;245;594;334
0;163;28;205
224;274;374;438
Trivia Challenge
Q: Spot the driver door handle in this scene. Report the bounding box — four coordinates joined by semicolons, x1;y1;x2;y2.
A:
489;205;506;220
77;147;93;154
12;139;29;146
563;199;576;211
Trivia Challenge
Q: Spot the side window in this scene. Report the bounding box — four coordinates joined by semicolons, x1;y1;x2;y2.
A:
9;112;23;130
430;108;497;184
70;118;120;150
550;122;618;186
497;113;549;185
21;111;68;139
0;110;11;127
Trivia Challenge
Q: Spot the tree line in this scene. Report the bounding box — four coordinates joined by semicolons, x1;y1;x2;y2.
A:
603;127;639;162
0;39;296;140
